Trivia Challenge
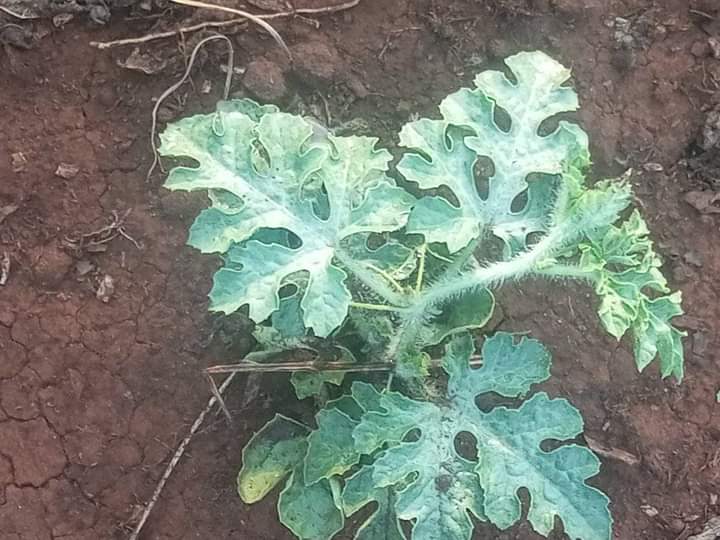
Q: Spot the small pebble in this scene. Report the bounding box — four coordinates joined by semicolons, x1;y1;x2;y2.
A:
668;517;684;534
242;59;288;103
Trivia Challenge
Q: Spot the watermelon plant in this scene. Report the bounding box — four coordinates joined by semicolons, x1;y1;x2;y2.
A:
160;52;685;539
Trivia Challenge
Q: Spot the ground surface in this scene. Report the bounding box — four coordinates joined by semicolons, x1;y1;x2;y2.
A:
1;0;720;538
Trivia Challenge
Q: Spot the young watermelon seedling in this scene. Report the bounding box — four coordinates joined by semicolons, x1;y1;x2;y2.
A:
160;51;685;539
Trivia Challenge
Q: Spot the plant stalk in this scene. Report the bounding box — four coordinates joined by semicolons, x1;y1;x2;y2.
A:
205;356;484;375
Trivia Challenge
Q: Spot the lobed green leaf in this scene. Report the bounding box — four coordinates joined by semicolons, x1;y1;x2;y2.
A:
342;333;610;540
399;51;589;258
161;103;414;337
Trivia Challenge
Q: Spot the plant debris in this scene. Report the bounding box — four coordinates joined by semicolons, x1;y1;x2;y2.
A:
0;204;19;225
96;274;115;302
11;152;27;172
683;191;720;214
585;435;641;466
55;162;79;179
118;47;168;75
0;23;32;49
75;259;95;277
64;209;141;254
0;252;10;286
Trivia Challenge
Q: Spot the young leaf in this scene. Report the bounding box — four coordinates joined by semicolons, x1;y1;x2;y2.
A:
444;332;551;401
399;51;589;257
160;102;414;336
291;371;345;400
304;383;384;484
237;414;310;503
632;292;685;380
573;210;685;380
421;288;495;345
278;469;344;540
237;414;344;539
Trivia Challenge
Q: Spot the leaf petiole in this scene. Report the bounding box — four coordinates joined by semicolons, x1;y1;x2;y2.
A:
426;246;453;263
363;263;406;295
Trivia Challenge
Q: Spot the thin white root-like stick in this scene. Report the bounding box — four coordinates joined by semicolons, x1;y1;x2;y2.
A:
146;33;234;181
169;0;291;59
128;372;237;540
89;0;362;50
90;18;248;49
0;5;34;18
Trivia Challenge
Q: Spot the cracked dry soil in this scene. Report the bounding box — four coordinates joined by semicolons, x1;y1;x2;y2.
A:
1;0;720;538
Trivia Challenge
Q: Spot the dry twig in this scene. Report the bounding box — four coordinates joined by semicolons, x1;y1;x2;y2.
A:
128;373;238;540
89;0;362;50
689;9;716;21
204;354;485;418
205;355;484;376
584;435;640;466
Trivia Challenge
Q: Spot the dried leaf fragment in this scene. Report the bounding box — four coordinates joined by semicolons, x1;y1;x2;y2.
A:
119;48;168;75
584;435;640;466
55;163;79;180
11;152;27;173
0;205;19;225
96;274;115;302
75;260;95;277
684;191;720;214
0;252;9;286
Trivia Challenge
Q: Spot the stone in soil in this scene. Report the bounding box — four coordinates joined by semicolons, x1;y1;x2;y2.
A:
30;243;74;288
242;58;288;103
290;40;344;87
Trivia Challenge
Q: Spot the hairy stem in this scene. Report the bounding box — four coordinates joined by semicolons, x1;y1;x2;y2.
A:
335;249;408;307
391;224;592;359
535;263;599;282
436;235;482;286
408;226;569;318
